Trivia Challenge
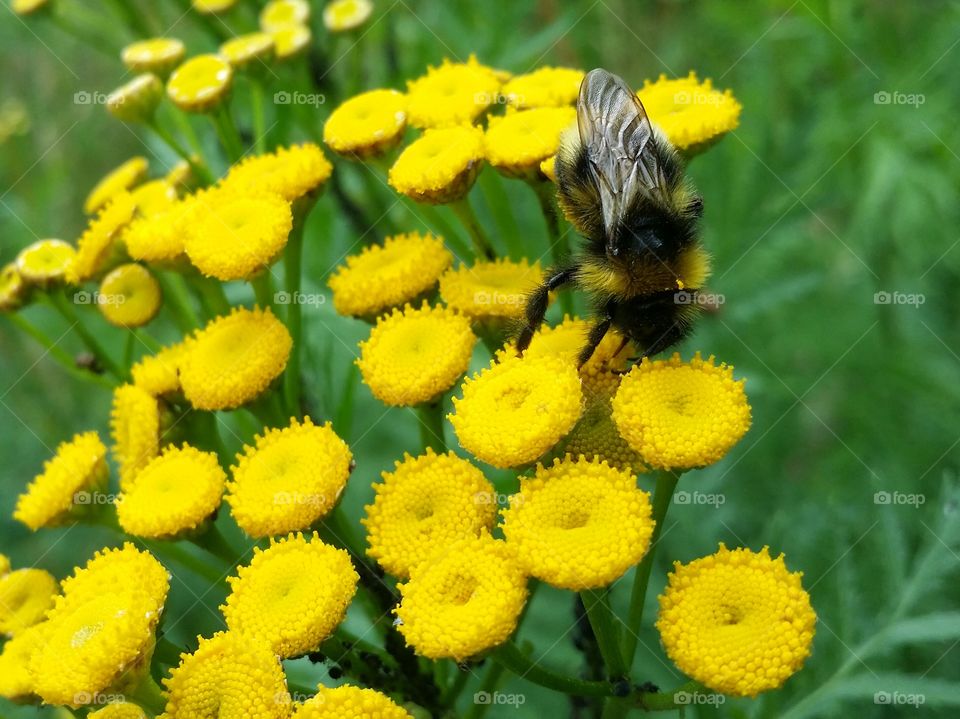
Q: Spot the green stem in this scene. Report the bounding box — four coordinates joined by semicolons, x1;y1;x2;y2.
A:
127;673;166;715
156;271;200;332
250;79;268;153
442;664;472;709
282;219;306;417
48;291;127;380
463;659;506;719
449;197;496;260
490;642;615;697
4;312;115;388
250;272;275;311
147;120;214;185
623;470;681;666
143;539;225;586
103;0;153;37
211;104;245;163
190;275;231;318
581;588;628;680
417;401;446;453
195;522;243;566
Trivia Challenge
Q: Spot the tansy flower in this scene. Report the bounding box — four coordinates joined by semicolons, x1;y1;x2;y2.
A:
68;192;137;283
84;157;148;215
293;685;411;718
611;352;751;470
260;0;310;31
501;456;654;589
270;24;311;62
222;143;332;202
162;631;291;718
405;56;501;128
166;54;233;113
388;125;485;204
328;232;451;318
58;544;169;613
0;263;25;311
323;89;407;159
484;106;576;177
362;449;497;578
89;702;148;719
165;159;195;189
107;74;164;124
123;193;197;263
179;306;292;410
395;533;527;661
183;190;293;280
566;396;646;475
221;533;358;657
0;623;45;700
539;155;556;181
116;444;226;539
16;238;76;287
131;341;185;397
14;431;108;530
357;303;476;406
192;0;237;13
439;258;542;320
122;38;186;76
129;178;179;217
220;32;276;69
227;417;353;538
322;0;374;33
638;72;742;154
0;568;58;635
111;383;163;488
502;66;585;109
657;544;816;697
97;263;163;327
450;354;582;468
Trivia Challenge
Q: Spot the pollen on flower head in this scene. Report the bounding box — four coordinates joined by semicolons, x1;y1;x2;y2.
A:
123;193;197;263
97;263;163;328
293;684;411;718
0;622;46;700
166;54;233;113
161;631;291;718
259;0;310;31
58;543;169;614
611;352;751;470
395;533;527;661
657;544;816;697
221;532;358;658
323;89;407;159
84;157;148;215
0;568;58;636
179;306;292;411
89;701;148;719
68;192;137;283
362;449;497;578
328;232;452;318
122;38;186;76
227;417;353;538
14;431;108;531
405;56;501;128
221;143;332;201
131;341;185;398
484;106;576;177
16;239;76;287
501;455;654;590
388;125;485;204
502;66;585;109
116;444;226;539
449;354;582;468
439;258;543;320
110;383;163;489
357;302;476;407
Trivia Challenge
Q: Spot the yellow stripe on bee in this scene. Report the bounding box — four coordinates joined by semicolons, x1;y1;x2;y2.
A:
578;243;711;300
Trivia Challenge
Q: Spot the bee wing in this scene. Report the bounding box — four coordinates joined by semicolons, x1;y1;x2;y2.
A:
577;69;668;239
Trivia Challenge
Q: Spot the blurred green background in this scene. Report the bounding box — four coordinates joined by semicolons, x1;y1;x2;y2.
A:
2;0;959;717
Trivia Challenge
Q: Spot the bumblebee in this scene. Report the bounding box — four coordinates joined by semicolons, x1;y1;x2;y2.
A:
516;68;711;367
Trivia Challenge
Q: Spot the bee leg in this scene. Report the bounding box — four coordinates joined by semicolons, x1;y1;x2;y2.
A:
516;267;576;354
577;303;616;368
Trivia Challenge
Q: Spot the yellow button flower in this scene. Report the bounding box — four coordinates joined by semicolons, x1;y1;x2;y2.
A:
259;0;310;31
270;24;311;62
502;66;585;109
439;258;543;320
183;190;293;281
449;354;582;468
116;444;226;539
395;533;527;661
107;73;164;124
16;238;76;287
166;54;233;113
657;544;817;697
122;38;186;76
0;262;26;311
484;106;576;177
0;568;58;635
131;341;185;397
161;631;291;718
68;192;137;283
129;178;179;217
388;125;485;204
123;192;197;263
110;383;163;488
96;263;163;327
14;431;108;531
192;0;237;13
221;533;358;657
322;0;373;33
84;156;148;215
539;154;556;181
89;702;148;719
222;143;332;202
362;449;497;578
357;303;476;407
611;352;751;470
293;685;411;718
501;456;654;590
0;623;45;700
227;417;353;538
179;306;292;410
639;72;742;154
405;56;501;128
58;544;169;613
220;32;276;69
323;89;407;159
328;231;452;318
